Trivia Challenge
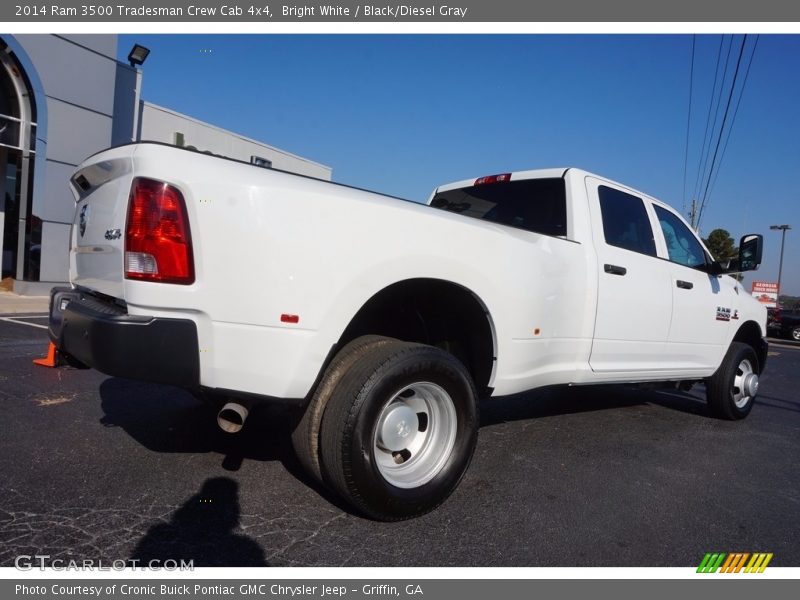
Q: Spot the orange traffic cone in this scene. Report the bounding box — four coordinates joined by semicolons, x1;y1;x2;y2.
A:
33;342;60;368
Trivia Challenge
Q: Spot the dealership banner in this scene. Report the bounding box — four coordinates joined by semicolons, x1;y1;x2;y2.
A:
4;0;800;22
4;579;799;600
752;281;779;308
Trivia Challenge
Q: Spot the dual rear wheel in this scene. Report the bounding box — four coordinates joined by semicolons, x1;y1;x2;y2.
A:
291;336;479;521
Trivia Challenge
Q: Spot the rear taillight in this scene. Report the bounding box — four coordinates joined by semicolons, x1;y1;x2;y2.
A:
125;177;194;285
474;173;512;186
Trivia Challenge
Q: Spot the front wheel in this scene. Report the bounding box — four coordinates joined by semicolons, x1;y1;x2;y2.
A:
318;340;479;521
791;326;800;342
706;342;760;420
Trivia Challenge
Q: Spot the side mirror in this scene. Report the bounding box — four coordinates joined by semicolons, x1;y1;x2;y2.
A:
738;234;763;272
704;233;764;275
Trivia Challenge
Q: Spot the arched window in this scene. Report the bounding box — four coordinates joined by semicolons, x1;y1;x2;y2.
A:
0;40;38;281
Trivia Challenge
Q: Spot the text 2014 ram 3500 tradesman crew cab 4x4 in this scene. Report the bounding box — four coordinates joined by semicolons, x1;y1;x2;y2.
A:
46;143;767;520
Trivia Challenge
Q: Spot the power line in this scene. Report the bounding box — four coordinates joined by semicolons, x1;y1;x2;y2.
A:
696;34;749;228
691;35;725;205
682;35;696;214
694;35;733;206
707;35;759;199
697;35;747;224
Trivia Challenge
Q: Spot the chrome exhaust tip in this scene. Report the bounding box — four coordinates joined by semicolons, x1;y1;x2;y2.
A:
217;402;249;434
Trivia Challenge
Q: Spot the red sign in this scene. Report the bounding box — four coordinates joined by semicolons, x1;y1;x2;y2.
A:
752;281;779;308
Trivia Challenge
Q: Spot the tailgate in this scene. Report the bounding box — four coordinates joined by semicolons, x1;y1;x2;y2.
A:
69;145;137;299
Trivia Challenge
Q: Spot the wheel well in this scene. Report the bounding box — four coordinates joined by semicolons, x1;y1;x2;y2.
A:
337;279;496;395
732;320;767;373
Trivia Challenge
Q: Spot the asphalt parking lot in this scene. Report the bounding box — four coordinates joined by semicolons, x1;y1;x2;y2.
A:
0;315;798;567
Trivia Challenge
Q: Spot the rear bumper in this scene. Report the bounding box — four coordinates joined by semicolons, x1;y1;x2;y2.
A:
48;287;200;389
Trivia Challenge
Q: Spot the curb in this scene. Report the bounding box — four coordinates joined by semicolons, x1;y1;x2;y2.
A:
767;337;800;349
0;292;49;316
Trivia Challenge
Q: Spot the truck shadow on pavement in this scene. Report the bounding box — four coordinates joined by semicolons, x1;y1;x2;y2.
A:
99;374;793;535
749;393;800;414
97;377;360;514
98;379;712;460
479;383;711;427
98;377;290;460
129;476;269;567
98;377;712;485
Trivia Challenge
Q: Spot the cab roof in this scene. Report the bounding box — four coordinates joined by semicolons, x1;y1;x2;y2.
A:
433;168;570;194
431;167;676;214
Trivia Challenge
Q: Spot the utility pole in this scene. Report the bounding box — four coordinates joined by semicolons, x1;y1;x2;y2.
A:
769;224;791;307
688;199;699;230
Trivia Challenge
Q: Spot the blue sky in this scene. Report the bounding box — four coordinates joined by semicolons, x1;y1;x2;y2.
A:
119;34;800;295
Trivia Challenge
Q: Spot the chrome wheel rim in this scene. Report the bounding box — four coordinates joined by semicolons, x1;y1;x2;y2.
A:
733;358;758;408
372;382;457;489
792;328;800;341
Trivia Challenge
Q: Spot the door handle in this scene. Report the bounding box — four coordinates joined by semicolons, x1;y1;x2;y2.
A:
604;264;627;276
676;280;694;289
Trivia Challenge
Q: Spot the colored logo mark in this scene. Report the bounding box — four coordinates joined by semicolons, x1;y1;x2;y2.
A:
697;552;773;573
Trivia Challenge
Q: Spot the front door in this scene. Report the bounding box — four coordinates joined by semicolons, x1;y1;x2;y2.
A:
651;204;731;371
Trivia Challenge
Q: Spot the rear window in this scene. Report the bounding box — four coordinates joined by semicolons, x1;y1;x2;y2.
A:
430;178;567;237
598;186;657;257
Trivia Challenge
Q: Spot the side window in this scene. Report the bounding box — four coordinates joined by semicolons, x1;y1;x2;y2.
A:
654;205;707;269
598;186;657;256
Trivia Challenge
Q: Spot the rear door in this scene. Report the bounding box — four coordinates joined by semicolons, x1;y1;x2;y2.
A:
585;178;673;373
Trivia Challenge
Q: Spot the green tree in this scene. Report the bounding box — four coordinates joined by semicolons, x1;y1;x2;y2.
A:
702;228;742;281
702;228;738;263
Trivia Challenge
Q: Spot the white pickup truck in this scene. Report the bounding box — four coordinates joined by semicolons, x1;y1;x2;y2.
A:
47;142;767;520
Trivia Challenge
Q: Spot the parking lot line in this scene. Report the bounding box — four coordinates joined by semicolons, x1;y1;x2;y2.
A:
0;316;48;330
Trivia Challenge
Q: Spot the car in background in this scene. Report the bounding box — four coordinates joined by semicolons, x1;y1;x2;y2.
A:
768;308;800;341
767;308;781;336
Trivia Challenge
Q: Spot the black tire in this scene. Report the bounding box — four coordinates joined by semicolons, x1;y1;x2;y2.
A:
319;340;479;521
791;326;800;342
706;342;760;420
291;335;394;484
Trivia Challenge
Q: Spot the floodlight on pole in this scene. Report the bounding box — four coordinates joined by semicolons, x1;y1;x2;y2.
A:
127;44;150;68
769;224;791;307
126;44;150;142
